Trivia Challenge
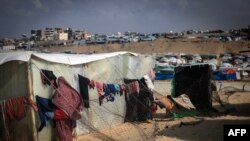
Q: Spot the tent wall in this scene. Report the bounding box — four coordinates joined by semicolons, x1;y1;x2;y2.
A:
0;52;153;140
30;53;153;140
84;55;127;130
0;61;34;141
126;55;153;79
31;56;75;141
84;54;153;130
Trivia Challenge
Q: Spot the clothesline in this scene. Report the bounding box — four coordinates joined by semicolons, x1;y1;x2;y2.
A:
33;55;158;117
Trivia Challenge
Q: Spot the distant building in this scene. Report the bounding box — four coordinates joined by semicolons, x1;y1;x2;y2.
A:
66;28;73;40
59;32;69;41
55;28;64;32
44;28;56;40
31;29;43;41
1;45;15;50
74;30;85;40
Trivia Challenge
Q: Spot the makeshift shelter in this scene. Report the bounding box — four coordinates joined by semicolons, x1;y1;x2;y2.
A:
172;64;212;110
0;51;153;141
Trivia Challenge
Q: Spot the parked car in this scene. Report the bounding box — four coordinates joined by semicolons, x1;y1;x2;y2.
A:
128;36;139;42
95;38;106;44
141;35;156;41
85;38;95;44
107;37;120;44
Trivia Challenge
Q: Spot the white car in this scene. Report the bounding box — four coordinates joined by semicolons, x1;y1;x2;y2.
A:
128;36;139;42
141;35;156;41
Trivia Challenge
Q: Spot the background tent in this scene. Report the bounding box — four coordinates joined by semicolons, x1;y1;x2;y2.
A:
0;51;153;141
172;64;212;110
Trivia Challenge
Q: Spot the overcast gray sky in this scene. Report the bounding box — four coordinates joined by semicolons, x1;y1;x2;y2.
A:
0;0;250;38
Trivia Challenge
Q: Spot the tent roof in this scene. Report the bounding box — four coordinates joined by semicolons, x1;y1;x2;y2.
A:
0;51;32;65
0;51;138;65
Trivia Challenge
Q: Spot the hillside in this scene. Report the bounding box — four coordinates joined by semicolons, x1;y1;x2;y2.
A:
46;38;250;54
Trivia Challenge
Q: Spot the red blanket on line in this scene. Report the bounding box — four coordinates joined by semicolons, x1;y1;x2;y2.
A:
0;96;38;121
52;76;83;120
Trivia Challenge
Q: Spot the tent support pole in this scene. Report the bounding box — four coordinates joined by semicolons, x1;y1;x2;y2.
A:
27;62;38;141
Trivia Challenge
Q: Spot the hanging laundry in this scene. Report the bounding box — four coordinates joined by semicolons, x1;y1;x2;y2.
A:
78;75;90;108
143;75;154;90
149;68;156;81
124;78;154;121
124;78;140;94
0;96;38;140
128;81;140;94
1;96;38;121
137;85;154;121
54;107;69;120
40;69;58;88
52;76;83;120
36;96;55;132
104;92;115;102
120;84;127;96
55;118;73;141
106;84;117;94
114;84;120;93
98;91;115;105
107;96;115;102
98;83;117;105
96;81;104;96
99;95;105;106
89;80;95;89
54;106;73;141
124;91;138;122
98;84;108;105
103;84;108;92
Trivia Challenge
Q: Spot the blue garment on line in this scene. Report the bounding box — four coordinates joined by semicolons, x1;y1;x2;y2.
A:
45;112;54;119
107;84;116;93
104;92;115;102
114;84;120;92
36;95;55;132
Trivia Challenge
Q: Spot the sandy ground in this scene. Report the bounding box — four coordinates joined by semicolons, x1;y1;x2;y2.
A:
45;38;250;54
74;90;250;141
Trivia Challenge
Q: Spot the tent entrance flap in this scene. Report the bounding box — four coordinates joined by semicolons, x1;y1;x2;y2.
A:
173;64;212;110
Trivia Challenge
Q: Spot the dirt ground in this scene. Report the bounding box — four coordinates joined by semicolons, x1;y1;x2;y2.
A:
74;90;250;141
45;38;250;54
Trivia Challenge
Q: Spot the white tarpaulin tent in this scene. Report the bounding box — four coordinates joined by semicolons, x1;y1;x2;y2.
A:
0;51;153;141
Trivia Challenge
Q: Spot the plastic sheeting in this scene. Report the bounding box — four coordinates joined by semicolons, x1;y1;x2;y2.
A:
0;51;137;65
0;61;34;141
84;54;152;130
29;52;153;140
70;65;90;136
0;51;32;65
0;51;153;140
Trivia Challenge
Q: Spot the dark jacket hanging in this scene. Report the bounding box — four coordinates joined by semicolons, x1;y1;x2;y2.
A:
40;69;58;88
78;74;90;108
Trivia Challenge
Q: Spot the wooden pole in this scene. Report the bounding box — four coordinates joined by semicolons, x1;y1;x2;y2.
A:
26;62;38;141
